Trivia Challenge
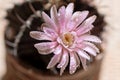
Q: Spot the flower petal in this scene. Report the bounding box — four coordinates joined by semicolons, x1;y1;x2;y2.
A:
47;45;62;69
37;49;54;55
83;46;97;56
83;41;100;53
58;6;65;24
67;11;89;31
76;49;90;60
34;42;57;55
79;35;101;43
69;52;78;74
76;15;96;35
30;31;52;41
66;21;75;32
74;52;80;67
77;11;89;25
65;3;74;24
47;53;62;69
58;6;66;33
42;12;57;31
43;27;58;40
50;5;60;28
76;42;86;49
77;25;94;36
54;45;62;55
57;49;69;75
40;23;47;30
85;15;97;25
80;56;87;70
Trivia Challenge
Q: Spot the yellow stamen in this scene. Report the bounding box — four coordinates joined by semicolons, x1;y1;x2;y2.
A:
62;32;74;46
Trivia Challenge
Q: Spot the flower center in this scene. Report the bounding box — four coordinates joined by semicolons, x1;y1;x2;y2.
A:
62;32;74;47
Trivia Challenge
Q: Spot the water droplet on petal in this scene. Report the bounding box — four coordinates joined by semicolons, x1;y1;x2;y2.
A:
75;18;79;22
58;13;60;17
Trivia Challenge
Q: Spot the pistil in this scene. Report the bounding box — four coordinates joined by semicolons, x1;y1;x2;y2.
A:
62;32;74;47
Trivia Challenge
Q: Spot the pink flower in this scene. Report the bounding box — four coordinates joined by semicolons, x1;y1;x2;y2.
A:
30;3;101;75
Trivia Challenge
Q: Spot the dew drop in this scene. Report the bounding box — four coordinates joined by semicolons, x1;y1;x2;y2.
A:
58;13;60;17
75;18;79;22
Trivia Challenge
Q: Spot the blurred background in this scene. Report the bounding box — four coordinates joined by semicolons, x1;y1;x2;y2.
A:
0;1;24;80
0;0;120;80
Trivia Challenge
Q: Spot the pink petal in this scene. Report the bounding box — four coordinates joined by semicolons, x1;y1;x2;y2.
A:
47;45;62;69
83;41;100;53
77;11;89;25
58;6;65;27
79;35;102;43
42;12;57;31
76;37;84;43
76;15;96;35
58;6;66;33
66;21;75;32
80;56;87;70
43;27;58;40
53;45;62;55
40;23;48;29
67;11;89;31
76;49;90;60
74;52;80;67
65;3;74;24
69;52;78;74
85;15;97;25
83;46;97;56
77;25;94;36
37;49;54;55
50;5;60;28
34;42;57;55
77;42;87;48
30;31;52;41
47;53;61;69
57;49;69;75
